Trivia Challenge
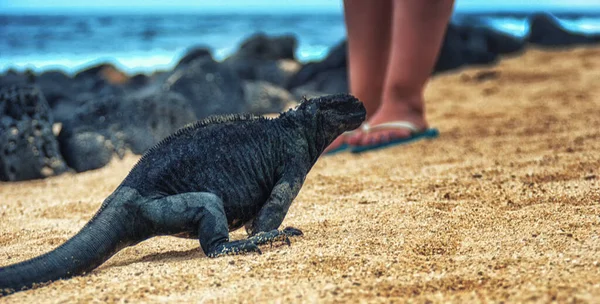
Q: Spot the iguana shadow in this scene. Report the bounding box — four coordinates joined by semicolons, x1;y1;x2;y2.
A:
103;248;204;269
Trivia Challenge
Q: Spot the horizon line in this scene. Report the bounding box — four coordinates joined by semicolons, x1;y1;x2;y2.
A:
2;5;600;15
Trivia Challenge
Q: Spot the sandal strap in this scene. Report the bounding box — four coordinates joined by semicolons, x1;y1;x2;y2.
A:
342;130;357;136
361;121;420;133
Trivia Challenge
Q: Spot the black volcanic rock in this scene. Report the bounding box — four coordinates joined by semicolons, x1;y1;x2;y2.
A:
285;40;346;91
0;69;35;87
126;73;152;90
0;85;68;181
252;59;301;88
435;25;495;73
41;63;128;123
175;46;213;70
223;33;301;87
435;24;525;74
527;13;600;47
483;27;525;55
164;57;246;119
35;70;74;107
286;23;525;92
58;90;197;172
291;68;348;95
242;80;296;115
234;32;297;61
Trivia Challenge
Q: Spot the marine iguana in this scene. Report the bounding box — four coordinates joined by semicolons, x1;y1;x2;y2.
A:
0;93;366;296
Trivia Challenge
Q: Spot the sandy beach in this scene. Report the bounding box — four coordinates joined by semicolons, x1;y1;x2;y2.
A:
1;46;599;303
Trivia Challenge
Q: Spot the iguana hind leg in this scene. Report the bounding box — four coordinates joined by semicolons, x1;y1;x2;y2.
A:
142;192;261;258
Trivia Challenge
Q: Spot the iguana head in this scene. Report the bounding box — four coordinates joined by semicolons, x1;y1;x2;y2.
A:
295;93;366;152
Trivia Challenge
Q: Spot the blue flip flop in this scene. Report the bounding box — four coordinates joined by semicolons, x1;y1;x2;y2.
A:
349;121;439;154
323;142;350;155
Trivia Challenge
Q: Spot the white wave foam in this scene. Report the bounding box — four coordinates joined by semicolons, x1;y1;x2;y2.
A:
0;51;181;75
0;46;331;75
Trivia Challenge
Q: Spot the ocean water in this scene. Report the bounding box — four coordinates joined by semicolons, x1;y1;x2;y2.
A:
1;11;599;75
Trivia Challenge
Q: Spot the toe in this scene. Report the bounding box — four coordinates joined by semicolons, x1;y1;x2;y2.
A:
379;133;391;144
389;129;413;141
346;132;364;146
283;226;303;236
361;134;376;146
253;245;263;255
246;241;262;255
283;235;291;246
358;129;414;147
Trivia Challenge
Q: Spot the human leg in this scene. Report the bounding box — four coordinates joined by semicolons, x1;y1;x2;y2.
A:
323;0;392;154
347;0;455;149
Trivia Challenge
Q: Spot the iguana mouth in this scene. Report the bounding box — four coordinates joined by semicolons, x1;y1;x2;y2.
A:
352;111;367;120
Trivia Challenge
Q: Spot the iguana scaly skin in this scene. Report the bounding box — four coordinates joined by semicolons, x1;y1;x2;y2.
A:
0;93;366;296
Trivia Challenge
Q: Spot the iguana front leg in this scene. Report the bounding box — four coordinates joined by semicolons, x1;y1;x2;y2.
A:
245;175;305;245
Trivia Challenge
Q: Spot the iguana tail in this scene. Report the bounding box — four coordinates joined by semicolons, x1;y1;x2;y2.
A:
0;203;140;296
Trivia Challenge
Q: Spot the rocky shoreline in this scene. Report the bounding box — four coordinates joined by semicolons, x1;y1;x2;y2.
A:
0;13;599;182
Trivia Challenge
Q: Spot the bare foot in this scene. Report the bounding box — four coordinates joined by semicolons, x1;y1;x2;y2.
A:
347;96;428;147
